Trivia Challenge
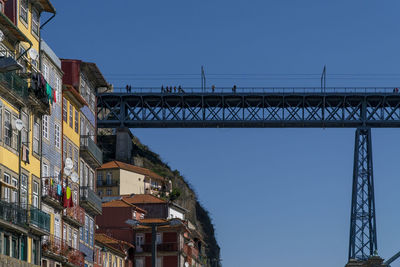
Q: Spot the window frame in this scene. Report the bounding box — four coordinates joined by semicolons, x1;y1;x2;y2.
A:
43;115;49;140
19;0;28;23
55;123;61;149
69;104;73;128
31;7;40;37
63;98;68;122
4;110;11;146
33;120;40;154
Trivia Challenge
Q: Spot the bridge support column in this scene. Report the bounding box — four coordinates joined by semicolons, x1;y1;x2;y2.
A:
349;128;377;261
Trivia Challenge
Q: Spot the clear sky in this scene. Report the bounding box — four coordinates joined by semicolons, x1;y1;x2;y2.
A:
43;1;400;266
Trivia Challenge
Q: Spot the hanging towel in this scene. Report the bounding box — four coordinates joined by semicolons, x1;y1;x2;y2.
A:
57;184;62;196
46;83;53;103
53;89;57;103
21;144;30;164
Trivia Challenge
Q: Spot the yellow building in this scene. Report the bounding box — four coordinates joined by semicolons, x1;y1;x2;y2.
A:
94;234;132;267
97;161;172;198
0;0;55;266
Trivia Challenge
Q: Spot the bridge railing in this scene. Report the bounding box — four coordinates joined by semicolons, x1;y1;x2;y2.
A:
105;87;400;94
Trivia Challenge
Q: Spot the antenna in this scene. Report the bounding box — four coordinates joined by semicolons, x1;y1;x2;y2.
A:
321;65;327;92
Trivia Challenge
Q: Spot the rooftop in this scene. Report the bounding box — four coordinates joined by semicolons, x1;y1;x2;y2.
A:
95;233;133;255
98;161;165;181
102;199;146;213
122;194;167;204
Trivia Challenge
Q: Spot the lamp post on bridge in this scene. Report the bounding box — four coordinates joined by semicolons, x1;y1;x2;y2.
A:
125;218;183;267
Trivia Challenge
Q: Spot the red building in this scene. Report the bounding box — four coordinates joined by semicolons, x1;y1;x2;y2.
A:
96;199;146;243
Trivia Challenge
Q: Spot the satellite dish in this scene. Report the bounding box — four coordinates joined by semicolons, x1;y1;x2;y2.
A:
65;158;73;170
184;262;189;267
14;119;24;131
71;172;79;183
29;48;38;60
64;167;72;176
0;30;4;42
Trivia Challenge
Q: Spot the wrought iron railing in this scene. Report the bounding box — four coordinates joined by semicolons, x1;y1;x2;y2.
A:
63;205;85;226
0;199;27;226
80;135;103;165
42;235;69;257
42;177;63;206
80;186;102;214
0;71;28;98
29;205;50;232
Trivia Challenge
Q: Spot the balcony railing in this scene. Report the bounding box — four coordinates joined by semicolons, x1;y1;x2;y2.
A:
63;206;85;227
42;235;69;259
66;248;85;267
28;205;50;234
80;186;102;216
80;135;103;167
0;71;28;98
42;177;63;209
141;242;178;253
0;200;27;227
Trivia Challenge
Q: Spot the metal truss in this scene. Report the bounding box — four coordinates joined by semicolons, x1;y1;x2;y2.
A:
97;90;400;128
349;128;377;261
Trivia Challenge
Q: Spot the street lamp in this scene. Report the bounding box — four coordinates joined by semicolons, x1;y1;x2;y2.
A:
125;218;183;267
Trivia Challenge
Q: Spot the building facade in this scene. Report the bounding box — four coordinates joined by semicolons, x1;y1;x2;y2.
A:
0;0;55;266
62;59;106;267
97;161;172;198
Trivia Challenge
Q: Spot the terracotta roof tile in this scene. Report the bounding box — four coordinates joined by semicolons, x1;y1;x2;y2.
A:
102;199;147;213
98;161;165;181
122;194;167;204
95;233;134;252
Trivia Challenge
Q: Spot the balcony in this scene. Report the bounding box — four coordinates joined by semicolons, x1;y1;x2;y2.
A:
80;135;103;167
42;178;63;210
62;206;85;228
0;254;40;267
80;186;102;216
140;242;178;253
28;205;50;236
0;200;27;232
42;235;68;262
65;248;85;267
97;180;118;187
0;71;28;107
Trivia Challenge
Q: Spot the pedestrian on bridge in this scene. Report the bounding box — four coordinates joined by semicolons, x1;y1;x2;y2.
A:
212;85;215;92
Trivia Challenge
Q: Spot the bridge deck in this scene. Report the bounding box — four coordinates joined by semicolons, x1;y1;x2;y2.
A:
97;88;400;128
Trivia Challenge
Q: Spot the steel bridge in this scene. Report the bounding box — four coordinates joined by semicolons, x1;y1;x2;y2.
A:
97;87;400;262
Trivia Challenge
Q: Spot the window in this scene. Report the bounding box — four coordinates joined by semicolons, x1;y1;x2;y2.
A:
90;219;94;246
31;8;39;36
63;138;67;161
119;259;122;267
80;160;84;186
106;189;112;196
85;216;89;243
73;231;78;249
56;77;61;103
11;237;18;258
97;173;102;186
11;178;18;203
63;98;68;122
55;216;61;238
3;173;10;202
74;148;78;172
80;116;85;135
89;170;94;189
68;227;72;246
42;163;49;178
85;165;89;188
43;115;49;140
68;143;72;160
43;64;49;82
33;181;39;207
156;233;162;244
32;240;39;265
20;174;27;206
135;259;144;267
21;112;29;144
75;110;79;133
20;0;28;23
106;172;112;185
33;121;40;154
11;115;18;149
69;104;73;128
55;123;61;149
4;110;11;146
156;257;162;267
109;253;112;267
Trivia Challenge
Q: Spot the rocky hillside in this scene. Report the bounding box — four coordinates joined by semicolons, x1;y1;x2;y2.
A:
98;132;221;266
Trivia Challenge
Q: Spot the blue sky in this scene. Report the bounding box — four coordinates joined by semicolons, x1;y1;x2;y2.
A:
44;1;400;266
